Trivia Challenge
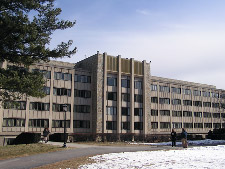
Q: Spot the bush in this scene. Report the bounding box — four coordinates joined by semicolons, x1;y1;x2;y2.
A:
13;132;41;145
49;133;68;142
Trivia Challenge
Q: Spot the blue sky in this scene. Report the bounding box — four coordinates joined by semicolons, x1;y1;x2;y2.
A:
51;0;225;89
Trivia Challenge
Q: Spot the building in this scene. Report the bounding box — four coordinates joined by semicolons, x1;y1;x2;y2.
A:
0;52;225;140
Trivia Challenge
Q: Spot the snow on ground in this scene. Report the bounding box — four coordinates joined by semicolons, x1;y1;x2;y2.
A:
79;140;225;169
130;139;225;146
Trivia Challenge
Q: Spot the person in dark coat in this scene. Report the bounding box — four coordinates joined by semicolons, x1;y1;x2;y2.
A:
171;129;176;147
43;128;50;143
181;128;188;148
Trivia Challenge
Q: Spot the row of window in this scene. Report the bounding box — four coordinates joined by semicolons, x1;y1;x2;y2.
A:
107;92;143;103
151;97;221;108
33;69;91;83
151;109;225;118
151;85;222;98
107;77;142;89
151;122;222;129
3;118;90;129
106;107;143;116
44;87;92;98
106;121;143;130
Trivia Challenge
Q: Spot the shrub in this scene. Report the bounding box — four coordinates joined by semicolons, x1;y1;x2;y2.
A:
13;132;41;145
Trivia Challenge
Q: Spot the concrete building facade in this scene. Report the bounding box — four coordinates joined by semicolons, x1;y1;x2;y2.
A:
1;52;225;139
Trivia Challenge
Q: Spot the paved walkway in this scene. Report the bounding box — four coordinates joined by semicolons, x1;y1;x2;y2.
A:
0;142;182;169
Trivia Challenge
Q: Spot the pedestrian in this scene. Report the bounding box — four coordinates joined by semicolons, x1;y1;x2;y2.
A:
171;129;176;147
181;128;188;148
43;128;50;143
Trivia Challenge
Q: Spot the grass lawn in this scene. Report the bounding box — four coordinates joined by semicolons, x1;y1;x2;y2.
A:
0;143;64;160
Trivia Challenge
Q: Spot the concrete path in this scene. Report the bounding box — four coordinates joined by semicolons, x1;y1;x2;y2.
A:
0;142;182;169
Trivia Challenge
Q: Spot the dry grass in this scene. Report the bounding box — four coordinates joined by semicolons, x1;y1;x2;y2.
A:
0;143;64;160
34;155;95;169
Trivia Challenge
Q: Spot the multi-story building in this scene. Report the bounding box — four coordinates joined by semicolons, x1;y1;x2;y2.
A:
1;52;225;140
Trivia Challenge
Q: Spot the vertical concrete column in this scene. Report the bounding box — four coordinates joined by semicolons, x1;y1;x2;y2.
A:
201;88;204;131
130;58;134;134
181;86;184;128
25;97;30;132
49;67;54;131
157;82;160;132
70;69;75;133
117;55;121;134
170;84;172;131
191;87;195;131
210;89;213;130
103;52;108;134
0;62;7;132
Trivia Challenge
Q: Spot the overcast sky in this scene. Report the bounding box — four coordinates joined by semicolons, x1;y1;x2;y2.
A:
51;0;225;89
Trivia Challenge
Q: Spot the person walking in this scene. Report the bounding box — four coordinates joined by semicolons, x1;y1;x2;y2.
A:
43;128;50;143
181;128;188;148
171;129;176;147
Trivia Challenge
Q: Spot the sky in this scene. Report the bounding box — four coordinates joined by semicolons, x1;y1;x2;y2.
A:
50;0;225;89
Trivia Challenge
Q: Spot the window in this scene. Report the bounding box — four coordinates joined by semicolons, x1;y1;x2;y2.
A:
172;99;181;105
183;111;192;117
182;88;191;95
122;107;130;116
194;112;202;118
160;122;170;129
222;113;225;118
33;69;51;79
52;120;70;128
53;88;71;97
3;118;25;127
134;81;142;89
193;90;201;96
203;112;211;118
107;106;117;115
30;102;50;111
212;92;219;98
151;84;157;91
183;100;192;106
151;109;158;116
121;79;130;88
74;120;90;128
220;94;225;99
43;86;50;95
172;122;182;129
204;123;212;128
29;119;49;128
193;101;202;107
212;103;219;108
107;92;117;101
74;105;90;113
151;97;158;103
159;98;170;104
121;93;130;102
151;122;158;129
134;94;143;103
134;122;143;130
160;110;170;116
106;121;117;130
4;101;26;110
183;123;193;128
74;74;91;83
134;108;143;116
172;87;181;94
172;111;182;117
221;103;225;109
52;104;71;112
203;102;211;107
54;72;72;81
64;73;72;81
194;123;203;128
213;123;221;129
74;89;91;98
107;77;117;86
202;91;210;97
213;113;220;118
121;122;130;130
159;86;170;93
